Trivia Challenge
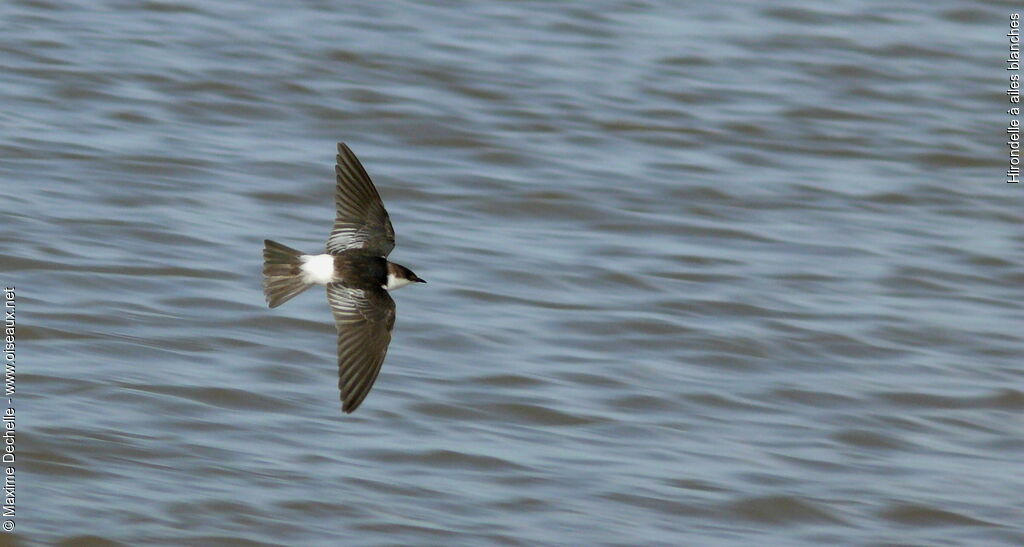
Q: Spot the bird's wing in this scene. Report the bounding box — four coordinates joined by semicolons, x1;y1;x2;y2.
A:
327;283;396;413
326;143;396;257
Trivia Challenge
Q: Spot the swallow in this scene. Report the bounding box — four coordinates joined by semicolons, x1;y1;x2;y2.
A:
263;143;425;413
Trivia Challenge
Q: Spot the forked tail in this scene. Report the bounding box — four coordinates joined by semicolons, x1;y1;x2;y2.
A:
262;240;312;308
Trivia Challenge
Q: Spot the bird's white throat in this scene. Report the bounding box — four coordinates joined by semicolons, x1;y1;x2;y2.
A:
384;272;413;291
299;254;335;285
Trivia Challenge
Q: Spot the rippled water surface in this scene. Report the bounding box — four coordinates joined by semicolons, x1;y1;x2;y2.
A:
3;0;1023;545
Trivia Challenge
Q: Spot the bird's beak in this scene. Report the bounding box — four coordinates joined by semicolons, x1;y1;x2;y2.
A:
416;277;427;283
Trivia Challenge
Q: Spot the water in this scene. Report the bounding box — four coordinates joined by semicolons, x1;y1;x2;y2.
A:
3;0;1023;545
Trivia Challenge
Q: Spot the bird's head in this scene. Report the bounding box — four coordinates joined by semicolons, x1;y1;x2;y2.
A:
384;262;426;291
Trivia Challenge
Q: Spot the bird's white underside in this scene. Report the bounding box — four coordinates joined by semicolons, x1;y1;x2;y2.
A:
299;254;335;285
301;254;413;291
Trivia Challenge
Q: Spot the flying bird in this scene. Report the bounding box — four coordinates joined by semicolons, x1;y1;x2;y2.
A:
263;143;425;413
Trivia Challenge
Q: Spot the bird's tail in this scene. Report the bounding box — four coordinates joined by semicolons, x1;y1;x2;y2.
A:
262;240;312;308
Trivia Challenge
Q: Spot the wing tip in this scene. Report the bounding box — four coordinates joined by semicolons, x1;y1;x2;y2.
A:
341;395;363;414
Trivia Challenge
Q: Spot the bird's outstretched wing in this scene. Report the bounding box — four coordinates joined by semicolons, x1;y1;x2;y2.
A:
326;143;396;257
327;283;396;413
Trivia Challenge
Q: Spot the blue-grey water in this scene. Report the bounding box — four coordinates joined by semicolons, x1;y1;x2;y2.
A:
3;0;1023;545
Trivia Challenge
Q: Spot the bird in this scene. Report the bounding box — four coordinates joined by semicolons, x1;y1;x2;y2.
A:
262;143;425;413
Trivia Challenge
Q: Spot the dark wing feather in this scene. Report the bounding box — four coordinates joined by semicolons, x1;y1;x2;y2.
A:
327;283;396;413
326;143;396;257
